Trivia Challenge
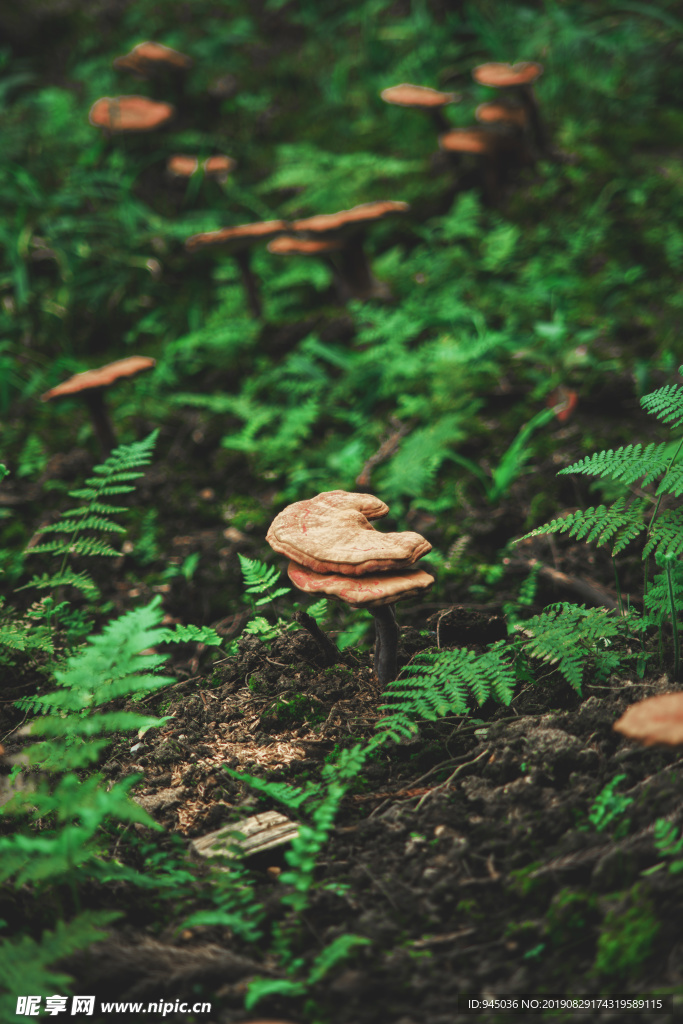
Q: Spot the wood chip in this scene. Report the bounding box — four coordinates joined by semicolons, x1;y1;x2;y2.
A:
190;810;298;862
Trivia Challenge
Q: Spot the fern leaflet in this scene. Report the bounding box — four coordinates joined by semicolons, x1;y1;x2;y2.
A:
558;442;670;486
378;646;515;741
521;497;648;556
640;382;683;428
22;430;158;599
514;603;624;694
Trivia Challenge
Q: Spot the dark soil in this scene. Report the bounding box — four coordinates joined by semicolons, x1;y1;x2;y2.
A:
3;367;682;1024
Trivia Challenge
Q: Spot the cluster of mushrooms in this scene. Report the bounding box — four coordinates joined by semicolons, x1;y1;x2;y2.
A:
266;490;434;685
43;52;551;450
381;62;549;204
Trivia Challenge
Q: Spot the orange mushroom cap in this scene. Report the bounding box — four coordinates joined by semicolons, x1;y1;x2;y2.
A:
41;356;156;401
185;220;289;253
380;83;460;109
89;96;175;133
288;560;434;608
113;41;193;75
438;128;499;155
472;62;543;88
168;154;236;179
292;201;409;236
613;693;683;746
267;236;341;256
475;101;528;128
203;155;236;177
266;490;431;577
167;154;199;178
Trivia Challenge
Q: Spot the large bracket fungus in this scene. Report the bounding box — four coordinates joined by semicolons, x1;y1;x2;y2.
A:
266;490;433;685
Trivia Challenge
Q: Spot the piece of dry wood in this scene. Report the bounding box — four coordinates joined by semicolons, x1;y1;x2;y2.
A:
190;810;298;862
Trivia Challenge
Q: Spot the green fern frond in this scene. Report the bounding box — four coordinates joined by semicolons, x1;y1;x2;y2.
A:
22;431;158;599
378;646;515;742
23;598;174;740
0;621;53;654
28;538;121;558
643;561;683;624
641;382;683;428
0;911;118;1015
656;463;683;497
16;570;99;595
239;553;289;604
239;553;280;592
521;498;648;555
36;517;127;535
159;623;223;646
61;502;128;516
515;603;624;694
558;443;670;486
644;509;683;559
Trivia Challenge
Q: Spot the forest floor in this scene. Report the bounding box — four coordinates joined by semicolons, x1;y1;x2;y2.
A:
3;377;682;1024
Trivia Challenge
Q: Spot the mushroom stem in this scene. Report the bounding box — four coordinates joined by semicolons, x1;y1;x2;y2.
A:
513;85;546;156
332;236;392;302
294;609;338;667
234;249;263;319
82;389;117;456
371;604;399;685
429;108;452;134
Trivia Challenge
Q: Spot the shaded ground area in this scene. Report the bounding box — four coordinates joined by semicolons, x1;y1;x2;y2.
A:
2;365;682;1023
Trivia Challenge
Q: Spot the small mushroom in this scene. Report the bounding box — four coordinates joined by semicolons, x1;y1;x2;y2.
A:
266;490;433;686
438;126;517;204
89;95;175;134
475;101;528;130
472;61;546;156
267;235;344;301
167;154;236;183
380;82;461;133
113;42;193;76
185;220;289;318
291;201;409;302
613;693;683;747
41;356;155;456
288;561;434;685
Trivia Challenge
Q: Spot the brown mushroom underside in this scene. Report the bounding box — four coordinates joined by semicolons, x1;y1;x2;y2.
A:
292;201;409;235
439;128;499;154
268;236;341;256
114;41;193;74
185;220;289;253
41;356;156;401
472;62;543;88
380;83;459;108
476;102;528;127
89;96;175;132
288;561;434;608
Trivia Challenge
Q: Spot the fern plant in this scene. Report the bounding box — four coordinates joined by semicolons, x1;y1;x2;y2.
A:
0;598;186;1010
222;743;372;1009
237;553;327;642
521;371;683;675
377;646;516;742
19;430;158;605
512;602;628;695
